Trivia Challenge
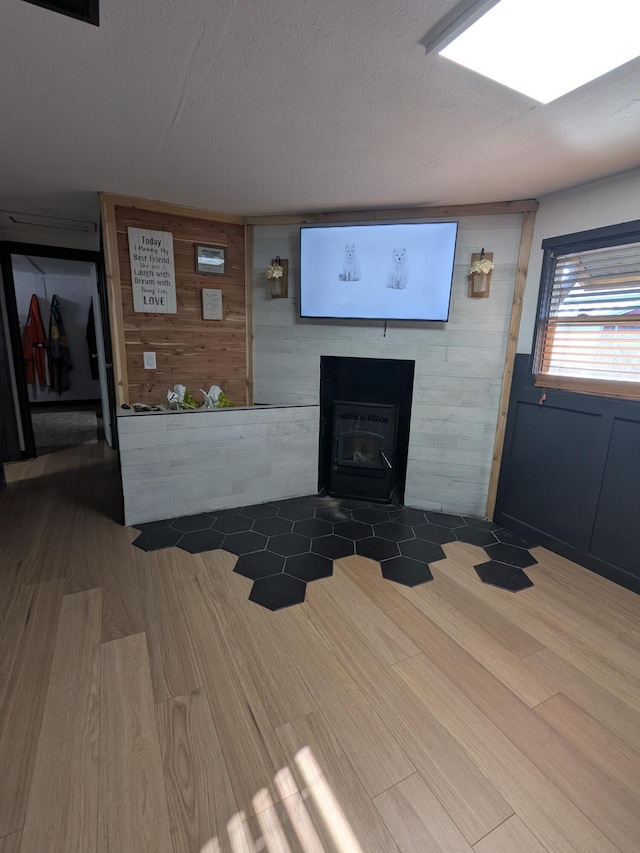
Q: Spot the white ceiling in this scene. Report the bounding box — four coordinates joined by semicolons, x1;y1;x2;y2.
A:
2;0;640;235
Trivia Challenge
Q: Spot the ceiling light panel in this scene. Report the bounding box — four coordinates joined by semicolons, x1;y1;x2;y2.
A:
439;0;640;103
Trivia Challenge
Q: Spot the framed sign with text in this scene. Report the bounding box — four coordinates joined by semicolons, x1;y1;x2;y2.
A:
128;228;177;313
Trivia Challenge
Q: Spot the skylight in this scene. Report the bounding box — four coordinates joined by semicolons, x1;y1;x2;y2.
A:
439;0;640;104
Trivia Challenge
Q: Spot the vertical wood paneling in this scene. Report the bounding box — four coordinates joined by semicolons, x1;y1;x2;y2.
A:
108;200;247;407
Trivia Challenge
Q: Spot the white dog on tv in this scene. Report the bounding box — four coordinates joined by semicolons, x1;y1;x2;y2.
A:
339;244;361;281
387;247;408;289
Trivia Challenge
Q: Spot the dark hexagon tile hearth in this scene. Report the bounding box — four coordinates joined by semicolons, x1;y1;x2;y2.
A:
297;495;330;508
212;515;253;534
211;507;243;518
234;550;286;580
269;532;312;557
398;539;446;564
352;507;390;524
178;529;226;554
494;528;538;549
251;516;294;537
132;527;183;551
388;508;428;525
474;560;534;592
334;520;374;541
374;521;415;543
170;513;215;532
278;504;316;521
130;497;537;610
240;503;279;520
453;526;498;547
381;556;434;587
356;537;400;562
249;574;307;611
413;523;456;545
223;530;268;556
484;542;538;569
463;516;502;531
315;507;353;523
293;518;333;538
425;511;466;528
285;553;334;582
133;519;174;531
337;498;369;509
311;535;354;560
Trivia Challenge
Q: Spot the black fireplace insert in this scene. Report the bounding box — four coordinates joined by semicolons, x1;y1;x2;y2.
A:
330;401;398;501
318;356;414;503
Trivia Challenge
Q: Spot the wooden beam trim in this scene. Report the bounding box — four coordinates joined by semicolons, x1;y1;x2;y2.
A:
99;193;247;226
485;208;537;520
99;194;129;407
246;199;539;226
244;224;254;406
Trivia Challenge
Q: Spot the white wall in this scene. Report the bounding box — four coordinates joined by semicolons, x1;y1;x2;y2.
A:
518;167;640;353
14;269;101;402
252;214;525;516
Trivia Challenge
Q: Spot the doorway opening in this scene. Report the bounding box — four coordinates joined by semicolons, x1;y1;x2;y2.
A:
0;242;117;462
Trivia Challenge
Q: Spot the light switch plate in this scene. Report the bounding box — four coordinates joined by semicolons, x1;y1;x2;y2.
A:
143;351;156;370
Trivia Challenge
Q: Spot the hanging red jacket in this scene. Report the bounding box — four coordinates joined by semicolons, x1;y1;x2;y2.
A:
22;294;48;385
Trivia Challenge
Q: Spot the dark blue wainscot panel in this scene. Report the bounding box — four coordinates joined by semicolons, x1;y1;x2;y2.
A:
590;418;640;576
495;354;640;594
500;400;603;548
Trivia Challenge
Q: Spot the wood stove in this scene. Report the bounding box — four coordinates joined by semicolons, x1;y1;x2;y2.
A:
330;401;398;501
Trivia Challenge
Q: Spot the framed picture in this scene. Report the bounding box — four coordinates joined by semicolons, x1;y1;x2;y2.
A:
202;288;223;320
195;244;226;275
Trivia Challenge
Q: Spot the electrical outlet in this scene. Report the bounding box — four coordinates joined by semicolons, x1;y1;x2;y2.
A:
143;351;156;370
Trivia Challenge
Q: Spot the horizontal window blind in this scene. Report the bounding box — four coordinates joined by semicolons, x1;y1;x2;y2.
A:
535;240;640;397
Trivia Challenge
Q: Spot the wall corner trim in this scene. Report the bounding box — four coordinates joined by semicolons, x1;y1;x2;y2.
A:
485;208;537;519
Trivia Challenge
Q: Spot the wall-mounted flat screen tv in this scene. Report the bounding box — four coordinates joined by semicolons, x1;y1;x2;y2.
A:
300;221;458;321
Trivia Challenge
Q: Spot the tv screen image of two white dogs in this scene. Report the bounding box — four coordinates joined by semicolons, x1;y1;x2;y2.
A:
299;222;458;321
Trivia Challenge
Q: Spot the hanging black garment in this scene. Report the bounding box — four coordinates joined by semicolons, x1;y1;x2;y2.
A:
86;302;99;380
49;294;73;395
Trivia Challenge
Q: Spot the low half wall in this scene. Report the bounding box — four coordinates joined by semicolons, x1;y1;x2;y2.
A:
118;405;319;525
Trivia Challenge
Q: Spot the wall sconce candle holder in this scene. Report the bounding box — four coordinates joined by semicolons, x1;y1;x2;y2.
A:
266;256;289;298
468;250;494;298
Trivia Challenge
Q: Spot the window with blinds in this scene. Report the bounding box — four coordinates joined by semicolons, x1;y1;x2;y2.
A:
534;234;640;399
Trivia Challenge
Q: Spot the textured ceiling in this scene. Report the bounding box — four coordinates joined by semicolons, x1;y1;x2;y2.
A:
1;0;640;234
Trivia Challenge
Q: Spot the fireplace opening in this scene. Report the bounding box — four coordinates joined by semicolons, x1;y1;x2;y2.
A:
318;357;414;504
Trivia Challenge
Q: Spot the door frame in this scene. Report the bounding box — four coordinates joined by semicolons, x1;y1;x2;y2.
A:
0;241;118;458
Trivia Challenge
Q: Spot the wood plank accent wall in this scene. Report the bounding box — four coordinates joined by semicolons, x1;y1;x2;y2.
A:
102;196;248;407
252;206;540;518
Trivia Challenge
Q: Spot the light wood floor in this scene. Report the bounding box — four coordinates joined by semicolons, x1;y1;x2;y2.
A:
2;443;640;852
